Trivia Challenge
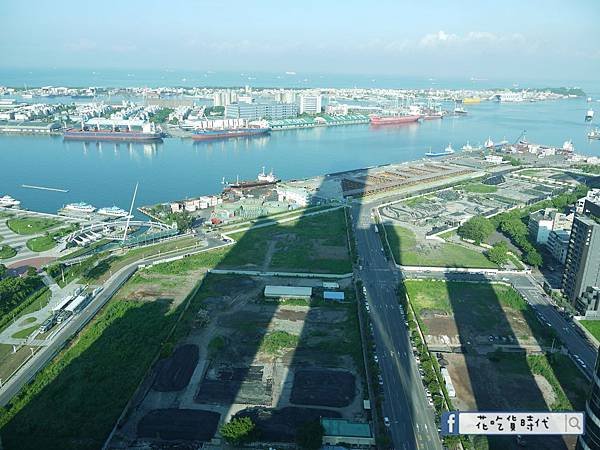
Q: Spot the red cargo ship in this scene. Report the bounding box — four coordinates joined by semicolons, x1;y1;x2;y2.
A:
370;114;421;125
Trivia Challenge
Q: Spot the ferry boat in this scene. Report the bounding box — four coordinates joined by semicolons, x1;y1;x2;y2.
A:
192;127;270;141
588;128;600;140
425;144;455;157
586;109;594;122
370;114;420;125
63;202;96;214
0;195;20;208
64;119;163;142
98;206;130;218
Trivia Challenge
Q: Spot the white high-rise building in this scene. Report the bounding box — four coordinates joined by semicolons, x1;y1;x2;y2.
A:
299;95;322;115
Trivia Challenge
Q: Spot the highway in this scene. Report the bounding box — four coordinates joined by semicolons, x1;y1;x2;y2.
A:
352;202;442;450
0;236;228;407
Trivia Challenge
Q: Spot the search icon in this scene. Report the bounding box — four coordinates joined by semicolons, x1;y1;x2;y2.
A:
568;416;581;431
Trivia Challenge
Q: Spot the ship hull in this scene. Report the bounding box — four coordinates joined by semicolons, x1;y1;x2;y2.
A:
64;130;163;142
192;128;270;141
370;115;420;125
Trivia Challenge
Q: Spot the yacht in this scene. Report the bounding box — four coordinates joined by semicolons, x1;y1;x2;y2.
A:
588;128;600;140
0;195;21;208
63;202;96;213
98;206;130;218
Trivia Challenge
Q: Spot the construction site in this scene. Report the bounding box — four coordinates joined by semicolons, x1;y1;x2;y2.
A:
108;273;366;447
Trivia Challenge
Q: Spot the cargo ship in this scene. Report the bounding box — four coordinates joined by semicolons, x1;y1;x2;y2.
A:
370;114;420;125
192;127;270;141
224;167;280;190
425;144;455;157
64;119;163;142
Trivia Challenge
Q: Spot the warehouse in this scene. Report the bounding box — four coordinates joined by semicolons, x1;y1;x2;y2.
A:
264;285;312;300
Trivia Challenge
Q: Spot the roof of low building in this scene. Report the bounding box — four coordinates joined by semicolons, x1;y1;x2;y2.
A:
321;418;372;438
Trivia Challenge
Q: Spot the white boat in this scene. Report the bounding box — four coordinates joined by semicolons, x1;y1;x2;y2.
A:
453;106;467;115
586;109;594;122
484;137;494;149
63;202;96;213
563;140;575;152
588;128;600;140
0;195;21;208
257;166;277;183
97;206;130;218
461;141;482;152
425;143;455;157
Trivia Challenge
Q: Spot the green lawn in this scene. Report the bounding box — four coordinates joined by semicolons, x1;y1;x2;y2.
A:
6;217;61;235
11;324;39;339
0;245;17;259
385;225;497;268
460;182;498;194
26;225;77;252
226;208;351;273
580;320;600;342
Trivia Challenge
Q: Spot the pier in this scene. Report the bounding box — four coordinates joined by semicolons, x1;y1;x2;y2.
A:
21;184;69;193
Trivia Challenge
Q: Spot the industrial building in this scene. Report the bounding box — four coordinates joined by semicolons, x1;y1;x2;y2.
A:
323;291;345;302
263;285;312;300
0;120;61;134
276;184;313;207
225;102;298;120
321;418;375;446
299;95;322;115
563;201;600;305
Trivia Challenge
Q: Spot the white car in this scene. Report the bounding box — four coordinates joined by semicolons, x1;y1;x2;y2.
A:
384;417;391;427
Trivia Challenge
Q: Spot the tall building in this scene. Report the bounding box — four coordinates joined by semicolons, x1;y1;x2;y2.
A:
225;102;298;120
528;208;573;245
576;353;600;449
562;200;600;305
547;229;571;264
299;95;322;115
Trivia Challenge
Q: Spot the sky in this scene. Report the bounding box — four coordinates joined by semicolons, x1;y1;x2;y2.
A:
1;0;599;82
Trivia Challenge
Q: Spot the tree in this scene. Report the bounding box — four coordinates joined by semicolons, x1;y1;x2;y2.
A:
26;266;38;277
0;264;6;279
524;248;543;267
220;417;256;445
486;242;509;266
167;211;193;232
296;420;324;450
457;215;494;244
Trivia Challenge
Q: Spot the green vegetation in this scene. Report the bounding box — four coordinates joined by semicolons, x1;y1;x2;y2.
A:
457;215;494;244
0;245;17;259
149;107;174;123
0;288;49;334
164;211;193;231
580;320;600;342
26;225;78;252
0;298;179;450
486;241;510;266
385;225;498;268
220;417;256;445
460;183;497;194
402;195;432;207
226;208;351;273
296;420;324;450
575;164;600;175
11;324;39;339
0;274;43;328
503;155;522;166
6;217;60;235
259;330;299;354
208;335;226;356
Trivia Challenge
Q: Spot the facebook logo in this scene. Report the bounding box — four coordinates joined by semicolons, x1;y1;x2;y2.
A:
442;411;460;436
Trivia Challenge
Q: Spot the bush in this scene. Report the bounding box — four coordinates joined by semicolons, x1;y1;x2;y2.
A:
296;420;324;450
220;417;256;444
486;242;509;266
457;215;494;244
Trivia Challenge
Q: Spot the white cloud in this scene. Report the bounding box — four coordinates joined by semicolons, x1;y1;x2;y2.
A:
419;30;459;47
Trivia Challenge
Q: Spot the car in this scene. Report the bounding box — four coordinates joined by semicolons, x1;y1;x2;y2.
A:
378;375;384;385
384;417;391;427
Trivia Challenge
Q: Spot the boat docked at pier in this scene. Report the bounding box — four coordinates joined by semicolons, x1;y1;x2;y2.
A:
425;144;455;157
224;167;280;190
586;109;594;122
98;206;130;219
588;128;600;140
369;113;420;125
192;126;270;141
64;119;163;142
0;195;20;208
62;202;96;214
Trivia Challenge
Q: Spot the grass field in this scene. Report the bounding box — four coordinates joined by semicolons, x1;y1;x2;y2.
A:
11;324;39;339
0;245;17;259
460;182;498;194
225;208;351;273
26;225;77;252
6;217;61;235
385;225;497;268
405;280;555;343
580;320;600;342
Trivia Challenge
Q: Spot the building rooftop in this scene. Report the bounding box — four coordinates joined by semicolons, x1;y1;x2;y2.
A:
264;285;312;298
321;418;372;438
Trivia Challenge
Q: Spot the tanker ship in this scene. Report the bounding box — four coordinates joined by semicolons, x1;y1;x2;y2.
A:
223;167;280;190
370;114;420;125
192;127;270;141
64;119;163;142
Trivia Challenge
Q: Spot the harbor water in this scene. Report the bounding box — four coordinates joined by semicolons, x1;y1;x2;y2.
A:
1;99;599;215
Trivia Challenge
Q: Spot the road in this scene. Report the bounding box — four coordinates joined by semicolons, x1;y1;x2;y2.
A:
352;202;442;450
0;236;228;407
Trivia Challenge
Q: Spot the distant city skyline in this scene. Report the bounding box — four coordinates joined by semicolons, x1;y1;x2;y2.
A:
1;1;599;82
